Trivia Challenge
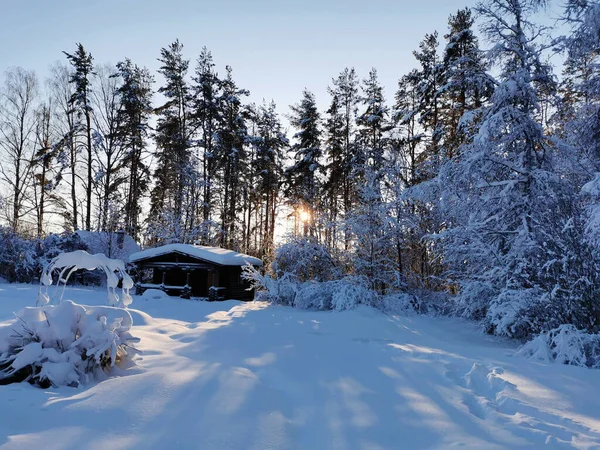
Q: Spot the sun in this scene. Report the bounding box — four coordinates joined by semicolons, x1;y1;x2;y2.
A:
298;209;310;223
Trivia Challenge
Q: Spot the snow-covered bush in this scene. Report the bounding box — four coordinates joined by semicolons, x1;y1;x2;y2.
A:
294;278;372;311
454;281;498;321
0;227;39;283
0;229;91;284
243;264;298;305
485;288;547;339
517;325;600;369
378;292;426;316
0;300;139;387
244;263;375;311
273;236;341;282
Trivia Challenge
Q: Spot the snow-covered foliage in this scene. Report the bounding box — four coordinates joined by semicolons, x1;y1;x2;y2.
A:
273;236;340;282
412;0;600;342
245;266;373;312
244;262;423;314
517;325;600;369
378;292;426;316
293;278;373;311
0;229;89;284
75;230;140;263
38;250;134;308
0;300;138;387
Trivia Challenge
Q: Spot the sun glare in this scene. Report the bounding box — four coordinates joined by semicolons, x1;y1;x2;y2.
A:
299;209;310;223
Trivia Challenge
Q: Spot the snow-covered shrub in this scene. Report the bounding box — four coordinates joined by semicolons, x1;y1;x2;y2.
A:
379;292;426;315
243;264;373;311
485;288;548;339
0;227;39;283
294;281;332;310
0;300;139;387
273;236;340;282
242;264;297;305
0;229;92;284
329;278;373;311
517;325;600;369
454;281;497;320
141;289;169;300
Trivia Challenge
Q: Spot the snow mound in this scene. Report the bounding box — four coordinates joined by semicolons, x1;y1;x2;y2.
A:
0;300;138;387
141;289;169;300
517;325;600;368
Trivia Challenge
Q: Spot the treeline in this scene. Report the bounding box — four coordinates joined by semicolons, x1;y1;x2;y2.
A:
1;0;599;339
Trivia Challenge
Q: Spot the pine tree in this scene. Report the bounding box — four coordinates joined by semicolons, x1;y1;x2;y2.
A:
441;7;495;156
413;32;446;180
191;47;222;225
285;89;322;236
329;68;359;245
323;90;346;248
149;40;191;243
253;101;287;259
216;66;249;248
356;68;388;174
347;167;394;293
64;43;94;230
393;69;422;187
436;0;563;337
114;59;153;240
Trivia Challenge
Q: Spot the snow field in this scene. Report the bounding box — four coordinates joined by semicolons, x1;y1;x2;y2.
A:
0;283;599;449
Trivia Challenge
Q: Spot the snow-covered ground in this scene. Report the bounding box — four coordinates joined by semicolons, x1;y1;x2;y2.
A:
0;283;599;449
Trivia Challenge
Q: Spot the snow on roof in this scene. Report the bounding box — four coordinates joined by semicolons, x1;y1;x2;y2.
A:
129;244;263;267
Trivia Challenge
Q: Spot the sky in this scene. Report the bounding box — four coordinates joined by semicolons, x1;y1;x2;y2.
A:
0;0;491;116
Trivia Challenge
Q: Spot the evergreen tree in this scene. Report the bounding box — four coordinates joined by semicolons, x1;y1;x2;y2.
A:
346;168;393;293
323;89;346;248
435;0;564;337
393;69;423;187
191;47;222;225
356;68;388;174
413;32;446;179
441;7;495;156
149;40;191;243
329;68;359;245
285;89;322;236
64;43;94;230
253;101;288;259
216;66;249;248
114;59;153;240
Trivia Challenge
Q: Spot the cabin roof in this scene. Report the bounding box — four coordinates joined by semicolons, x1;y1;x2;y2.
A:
129;244;263;267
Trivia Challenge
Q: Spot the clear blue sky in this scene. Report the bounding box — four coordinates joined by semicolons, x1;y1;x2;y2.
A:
0;0;490;114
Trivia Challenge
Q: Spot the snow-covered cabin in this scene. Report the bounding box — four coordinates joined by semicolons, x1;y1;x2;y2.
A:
129;244;263;300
